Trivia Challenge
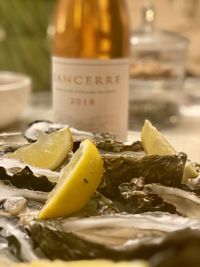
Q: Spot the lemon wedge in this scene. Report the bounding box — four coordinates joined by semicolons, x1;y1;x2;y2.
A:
11;260;149;267
141;120;198;180
141;120;176;155
6;127;73;170
38;139;103;219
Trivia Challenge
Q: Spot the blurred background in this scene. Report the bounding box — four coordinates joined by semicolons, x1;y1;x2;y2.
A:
0;0;54;92
0;0;200;91
0;0;199;159
128;0;200;77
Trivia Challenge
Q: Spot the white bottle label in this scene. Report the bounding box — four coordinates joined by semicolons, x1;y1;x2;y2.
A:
52;57;129;141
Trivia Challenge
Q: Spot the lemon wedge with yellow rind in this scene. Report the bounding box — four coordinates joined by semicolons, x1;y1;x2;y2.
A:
6;127;73;170
8;260;149;267
141;120;198;180
38;139;103;219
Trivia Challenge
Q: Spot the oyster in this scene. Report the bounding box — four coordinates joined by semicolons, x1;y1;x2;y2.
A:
0;217;38;262
0;158;56;217
101;153;187;199
150;229;200;267
0;158;58;187
118;178;177;214
23;120;143;154
28;213;200;261
24;120;93;143
147;183;200;219
1;214;200;266
95;138;143;154
0;181;48;203
0;132;28;156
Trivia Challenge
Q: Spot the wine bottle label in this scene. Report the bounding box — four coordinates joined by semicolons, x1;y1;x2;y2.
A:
52;57;129;141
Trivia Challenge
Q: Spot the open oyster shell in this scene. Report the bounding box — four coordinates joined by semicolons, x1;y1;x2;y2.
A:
0;217;39;263
147;183;200;219
0;158;56;216
28;212;200;261
0;158;58;186
100;153;187;201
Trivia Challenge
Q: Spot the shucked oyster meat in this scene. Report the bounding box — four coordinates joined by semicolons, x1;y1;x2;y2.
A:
146;183;200;219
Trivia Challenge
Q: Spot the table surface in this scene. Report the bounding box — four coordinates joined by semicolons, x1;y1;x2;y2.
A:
3;91;200;162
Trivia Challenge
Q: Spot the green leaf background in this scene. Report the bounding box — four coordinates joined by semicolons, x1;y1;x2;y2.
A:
0;0;55;91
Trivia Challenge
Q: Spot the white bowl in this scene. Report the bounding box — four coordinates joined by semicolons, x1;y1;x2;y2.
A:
0;72;31;128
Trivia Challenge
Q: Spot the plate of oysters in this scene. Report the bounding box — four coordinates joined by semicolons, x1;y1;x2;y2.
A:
0;120;199;267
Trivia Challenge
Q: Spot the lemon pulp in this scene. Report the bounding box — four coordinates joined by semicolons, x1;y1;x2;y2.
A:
141;120;176;155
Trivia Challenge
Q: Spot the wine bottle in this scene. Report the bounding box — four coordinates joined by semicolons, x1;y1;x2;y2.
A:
52;0;129;140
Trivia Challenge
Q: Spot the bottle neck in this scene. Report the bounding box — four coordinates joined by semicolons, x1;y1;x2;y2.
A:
53;0;129;59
